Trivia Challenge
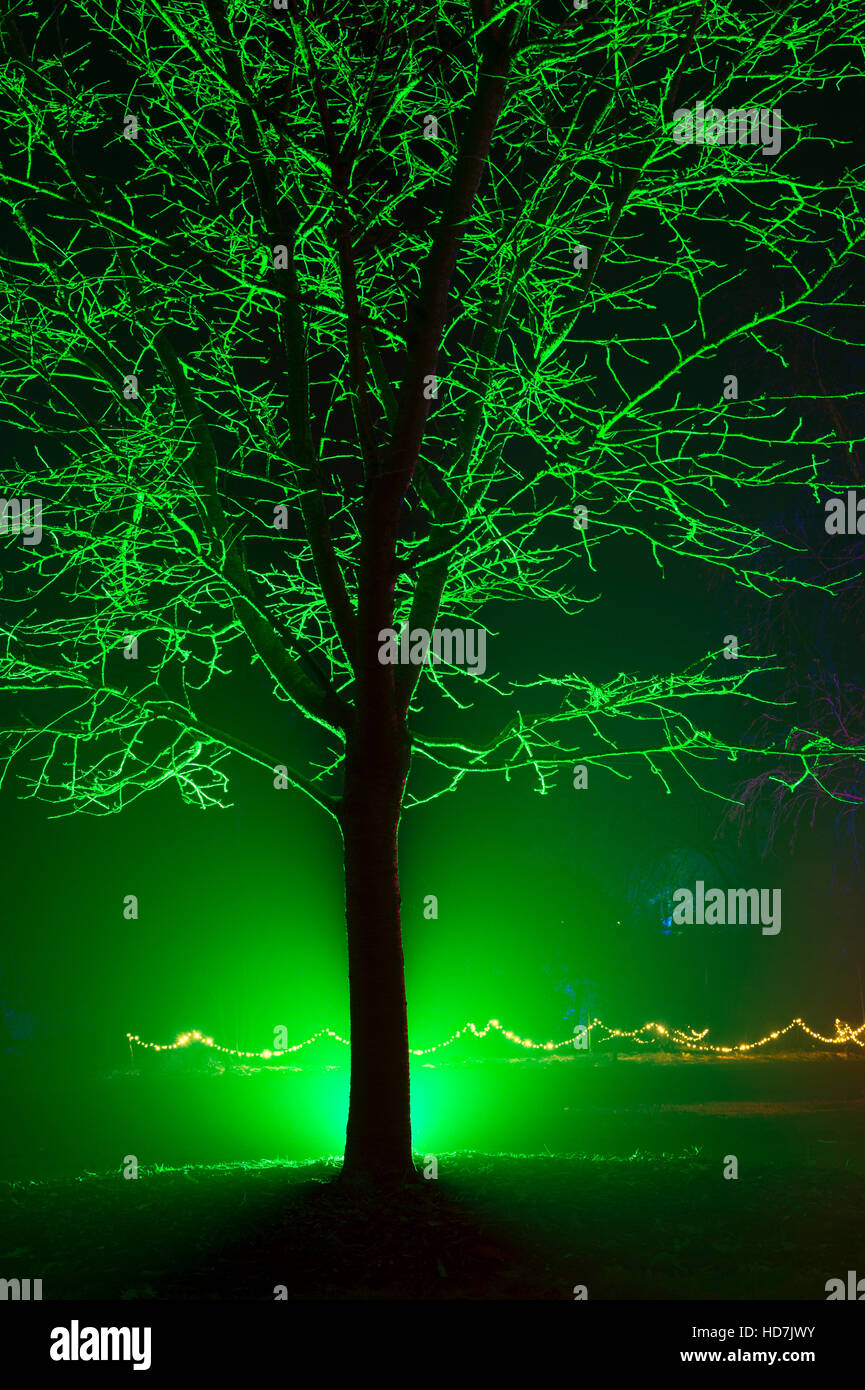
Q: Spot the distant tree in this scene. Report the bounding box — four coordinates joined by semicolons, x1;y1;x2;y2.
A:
719;274;865;876
625;845;741;935
1;0;863;1184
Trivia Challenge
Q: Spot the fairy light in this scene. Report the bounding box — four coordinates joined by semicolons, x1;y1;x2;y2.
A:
126;1015;865;1060
125;1026;350;1059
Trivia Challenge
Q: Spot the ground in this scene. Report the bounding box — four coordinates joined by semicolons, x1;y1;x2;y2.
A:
1;1050;863;1298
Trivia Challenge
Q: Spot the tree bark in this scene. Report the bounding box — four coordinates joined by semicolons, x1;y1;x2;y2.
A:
339;718;418;1184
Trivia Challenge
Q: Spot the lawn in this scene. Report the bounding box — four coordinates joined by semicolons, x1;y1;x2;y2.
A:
1;1049;863;1298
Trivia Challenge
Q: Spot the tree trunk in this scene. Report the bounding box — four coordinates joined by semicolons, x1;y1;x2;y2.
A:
339;721;418;1185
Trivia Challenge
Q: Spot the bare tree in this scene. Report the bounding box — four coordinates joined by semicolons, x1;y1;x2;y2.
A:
1;0;863;1183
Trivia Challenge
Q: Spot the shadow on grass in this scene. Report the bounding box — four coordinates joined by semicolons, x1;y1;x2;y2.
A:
0;1157;565;1300
3;1141;864;1300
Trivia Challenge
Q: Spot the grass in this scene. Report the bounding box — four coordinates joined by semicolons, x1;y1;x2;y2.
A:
2;1051;863;1298
2;1138;863;1299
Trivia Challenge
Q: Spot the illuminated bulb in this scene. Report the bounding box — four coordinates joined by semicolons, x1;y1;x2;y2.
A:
125;1013;862;1060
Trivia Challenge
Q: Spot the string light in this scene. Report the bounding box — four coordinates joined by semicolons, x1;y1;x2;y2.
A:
126;1015;865;1061
125;1027;348;1059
